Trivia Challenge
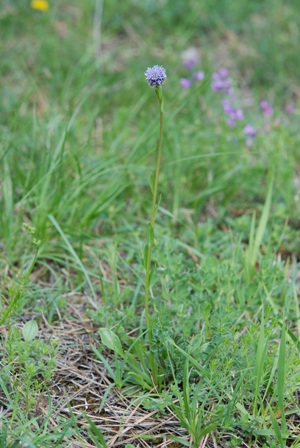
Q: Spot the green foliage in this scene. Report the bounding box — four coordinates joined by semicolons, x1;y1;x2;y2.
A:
0;226;40;325
1;324;58;413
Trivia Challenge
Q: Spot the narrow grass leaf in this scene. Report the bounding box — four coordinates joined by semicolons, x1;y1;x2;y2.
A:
254;310;268;415
269;406;285;447
167;436;190;447
283;325;300;352
251;174;274;266
93;347;117;380
85;414;108;448
277;325;288;436
48;214;97;308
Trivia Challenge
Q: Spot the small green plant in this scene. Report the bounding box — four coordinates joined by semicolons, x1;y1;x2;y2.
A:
0;224;40;326
2;321;58;413
96;326;164;391
162;340;226;448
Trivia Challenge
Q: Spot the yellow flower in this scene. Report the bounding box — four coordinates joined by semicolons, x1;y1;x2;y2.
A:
31;0;49;11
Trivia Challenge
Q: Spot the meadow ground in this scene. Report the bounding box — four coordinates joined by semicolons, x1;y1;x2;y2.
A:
1;1;300;447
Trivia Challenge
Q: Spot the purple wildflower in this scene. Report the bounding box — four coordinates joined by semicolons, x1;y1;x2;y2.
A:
184;60;197;70
211;79;232;92
180;78;192;88
244;124;256;138
222;100;244;121
145;65;167;88
211;68;233;94
227;118;236;127
212;68;229;80
193;71;205;81
212;72;221;81
219;68;229;78
260;100;273;117
233;109;244;120
225;87;234;96
222;99;232;113
285;105;294;114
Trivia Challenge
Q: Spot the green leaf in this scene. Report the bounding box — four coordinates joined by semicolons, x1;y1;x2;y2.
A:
250;174;274;266
22;320;38;342
10;326;21;341
98;328;124;357
277;325;287;435
280;323;300;352
269;407;285;447
85;414;108;448
167;435;190;447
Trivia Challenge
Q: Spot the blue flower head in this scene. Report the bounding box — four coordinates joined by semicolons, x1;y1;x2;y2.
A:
145;65;167;88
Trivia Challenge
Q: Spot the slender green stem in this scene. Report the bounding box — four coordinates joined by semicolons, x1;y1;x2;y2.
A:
151;108;164;227
144;97;164;338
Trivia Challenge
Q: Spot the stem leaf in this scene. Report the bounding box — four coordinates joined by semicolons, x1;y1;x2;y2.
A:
98;328;124;357
22;320;38;342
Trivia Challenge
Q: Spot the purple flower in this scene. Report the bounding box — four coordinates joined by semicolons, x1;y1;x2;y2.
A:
211;68;233;94
193;71;205;81
285;105;294;114
212;68;230;81
222;100;244;121
260;100;273;117
244;124;256;138
180;78;192;88
184;60;197;70
224;87;234;96
227;119;236;127
211;79;232;92
219;67;229;78
222;99;232;113
233;108;244;120
145;65;167;88
212;72;221;81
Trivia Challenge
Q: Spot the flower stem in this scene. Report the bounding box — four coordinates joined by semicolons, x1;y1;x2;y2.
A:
144;90;164;341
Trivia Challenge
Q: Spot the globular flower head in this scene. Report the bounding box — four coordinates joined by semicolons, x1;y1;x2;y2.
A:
145;65;167;88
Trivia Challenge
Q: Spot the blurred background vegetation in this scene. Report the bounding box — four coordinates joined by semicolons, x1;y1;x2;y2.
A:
1;0;300;266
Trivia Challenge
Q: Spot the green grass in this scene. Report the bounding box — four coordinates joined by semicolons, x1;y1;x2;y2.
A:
1;1;300;447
